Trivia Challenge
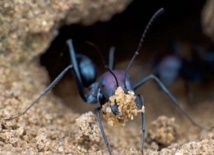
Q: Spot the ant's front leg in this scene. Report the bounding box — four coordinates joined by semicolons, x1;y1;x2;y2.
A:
141;112;146;154
94;89;112;155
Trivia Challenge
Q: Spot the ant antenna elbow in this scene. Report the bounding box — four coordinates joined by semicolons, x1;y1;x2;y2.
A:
125;8;165;74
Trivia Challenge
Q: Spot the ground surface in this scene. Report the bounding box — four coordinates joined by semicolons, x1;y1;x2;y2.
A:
1;1;214;155
0;57;213;155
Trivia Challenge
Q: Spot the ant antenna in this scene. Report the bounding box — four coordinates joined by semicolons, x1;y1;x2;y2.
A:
85;41;119;87
85;41;107;68
106;67;119;87
125;8;165;77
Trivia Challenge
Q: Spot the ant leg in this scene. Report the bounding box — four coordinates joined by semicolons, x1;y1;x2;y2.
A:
6;39;94;120
108;47;115;70
141;112;146;154
136;94;146;154
133;74;204;129
66;39;88;102
94;89;112;155
94;107;112;155
5;65;73;120
6;40;93;120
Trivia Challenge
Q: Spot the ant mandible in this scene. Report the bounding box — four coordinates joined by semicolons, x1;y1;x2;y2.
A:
6;8;204;155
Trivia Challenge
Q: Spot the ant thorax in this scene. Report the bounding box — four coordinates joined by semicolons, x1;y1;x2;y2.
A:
101;86;145;126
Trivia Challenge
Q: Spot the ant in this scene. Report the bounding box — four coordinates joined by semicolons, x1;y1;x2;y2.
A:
154;42;212;86
154;42;214;104
6;8;205;155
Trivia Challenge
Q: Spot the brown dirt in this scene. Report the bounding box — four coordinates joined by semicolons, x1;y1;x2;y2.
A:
0;0;132;65
0;1;214;154
0;56;214;155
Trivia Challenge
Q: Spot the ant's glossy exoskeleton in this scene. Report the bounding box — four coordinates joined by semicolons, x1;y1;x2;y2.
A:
6;8;205;155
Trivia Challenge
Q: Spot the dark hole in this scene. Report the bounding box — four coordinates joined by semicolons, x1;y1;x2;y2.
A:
40;0;209;113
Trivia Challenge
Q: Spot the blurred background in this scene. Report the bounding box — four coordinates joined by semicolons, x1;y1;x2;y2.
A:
40;0;214;129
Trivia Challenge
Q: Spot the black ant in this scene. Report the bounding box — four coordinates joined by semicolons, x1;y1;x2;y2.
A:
6;8;205;155
154;42;214;86
154;42;214;104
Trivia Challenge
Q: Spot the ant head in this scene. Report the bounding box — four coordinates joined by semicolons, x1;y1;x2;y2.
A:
101;8;165;126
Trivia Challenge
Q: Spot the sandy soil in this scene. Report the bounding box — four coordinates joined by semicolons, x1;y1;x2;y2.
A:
0;1;213;155
0;57;214;155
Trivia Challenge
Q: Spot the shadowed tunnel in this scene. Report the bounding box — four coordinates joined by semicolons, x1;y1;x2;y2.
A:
40;0;211;114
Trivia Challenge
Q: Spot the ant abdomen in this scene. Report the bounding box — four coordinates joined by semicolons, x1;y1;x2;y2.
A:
76;54;97;87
